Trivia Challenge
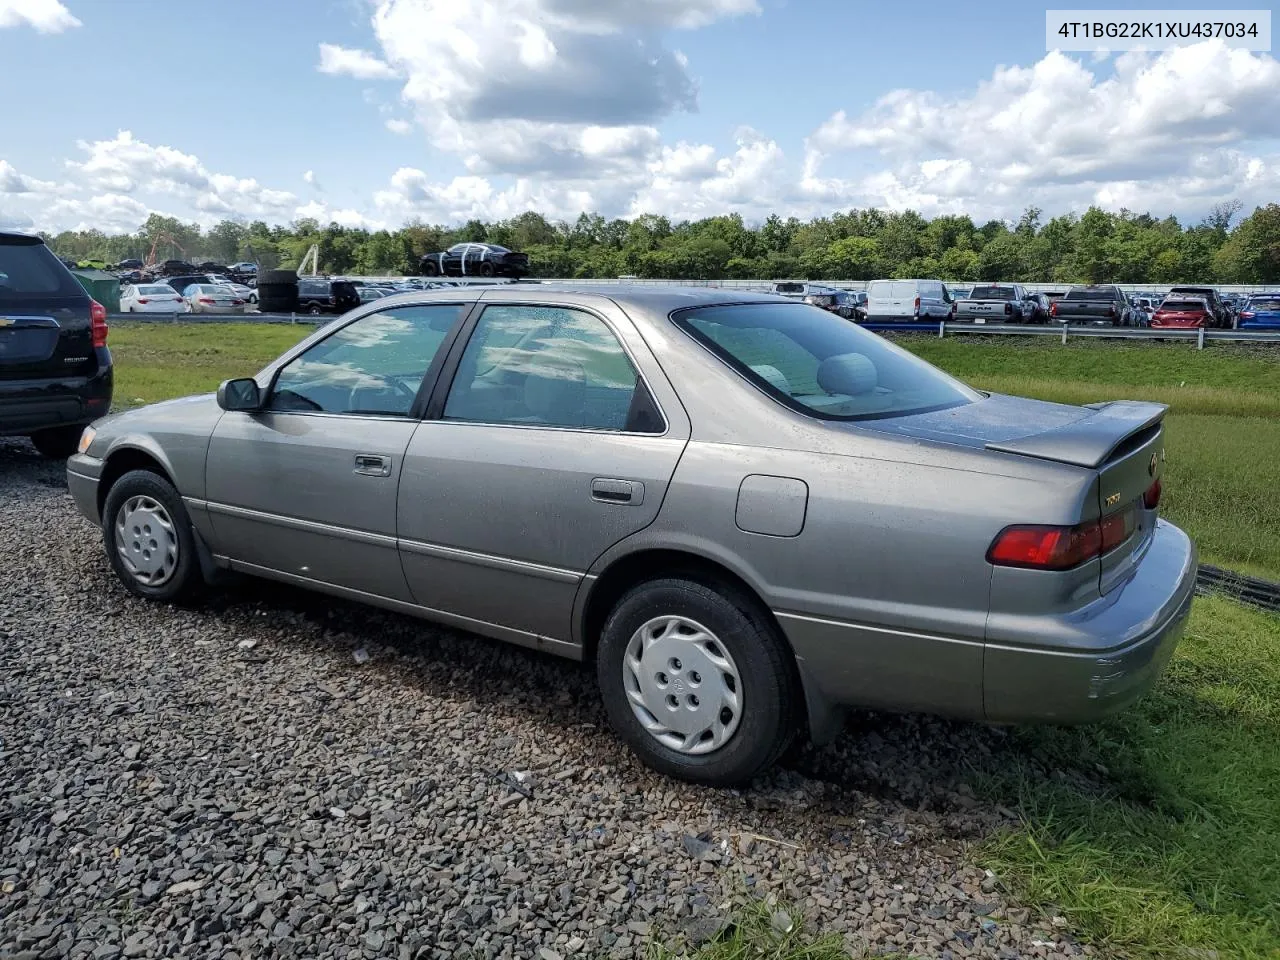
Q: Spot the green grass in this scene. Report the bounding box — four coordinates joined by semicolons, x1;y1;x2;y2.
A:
894;336;1280;579
973;597;1280;958
650;900;859;960
108;322;311;408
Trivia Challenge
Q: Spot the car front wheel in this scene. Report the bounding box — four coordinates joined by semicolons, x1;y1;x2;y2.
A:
102;470;202;603
597;577;799;786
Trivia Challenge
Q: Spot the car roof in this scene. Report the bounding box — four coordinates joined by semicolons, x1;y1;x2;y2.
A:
357;283;784;315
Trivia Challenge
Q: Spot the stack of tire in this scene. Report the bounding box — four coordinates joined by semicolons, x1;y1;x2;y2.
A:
255;269;299;314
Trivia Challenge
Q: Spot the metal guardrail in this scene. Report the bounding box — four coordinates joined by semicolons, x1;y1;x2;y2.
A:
109;313;1280;345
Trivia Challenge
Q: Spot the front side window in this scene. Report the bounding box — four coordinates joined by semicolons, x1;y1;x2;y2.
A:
443;304;662;433
267;303;467;416
674;302;981;421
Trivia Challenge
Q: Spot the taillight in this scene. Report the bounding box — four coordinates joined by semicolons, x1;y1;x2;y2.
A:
1049;301;1057;317
1107;305;1117;316
913;296;921;313
988;505;1137;571
1241;311;1255;319
1004;303;1013;315
90;300;109;347
137;297;149;304
198;297;215;304
1144;479;1162;510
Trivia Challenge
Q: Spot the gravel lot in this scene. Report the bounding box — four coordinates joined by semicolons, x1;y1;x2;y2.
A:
1;438;1098;960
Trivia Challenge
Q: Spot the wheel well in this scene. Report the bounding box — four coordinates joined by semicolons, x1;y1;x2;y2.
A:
97;448;172;516
581;549;775;660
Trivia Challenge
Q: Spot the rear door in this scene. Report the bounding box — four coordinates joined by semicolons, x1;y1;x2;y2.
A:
0;235;94;381
397;299;690;644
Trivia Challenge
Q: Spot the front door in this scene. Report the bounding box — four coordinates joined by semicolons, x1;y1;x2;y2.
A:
204;302;470;600
397;302;689;644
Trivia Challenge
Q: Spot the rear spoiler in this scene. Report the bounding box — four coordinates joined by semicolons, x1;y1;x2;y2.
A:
984;400;1167;469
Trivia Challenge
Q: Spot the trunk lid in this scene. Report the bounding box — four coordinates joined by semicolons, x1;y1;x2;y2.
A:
865;395;1166;594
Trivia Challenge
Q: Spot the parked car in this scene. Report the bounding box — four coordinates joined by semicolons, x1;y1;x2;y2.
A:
420;243;530;278
1167;286;1230;328
802;288;846;316
1050;285;1136;326
357;285;396;303
121;283;189;313
297;278;361;315
115;258;144;270
182;284;247;315
1024;293;1053;323
865;279;954;321
155;259;199;276
772;281;811;299
954;284;1034;323
157;273;220;295
64;286;1194;786
228;262;258;275
946;286;971;301
1150;296;1212;329
212;279;255;301
1236;295;1280;329
0;231;113;458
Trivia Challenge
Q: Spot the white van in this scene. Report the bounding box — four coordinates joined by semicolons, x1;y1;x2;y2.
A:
865;279;954;321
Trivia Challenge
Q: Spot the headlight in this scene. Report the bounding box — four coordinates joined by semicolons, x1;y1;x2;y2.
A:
77;426;96;455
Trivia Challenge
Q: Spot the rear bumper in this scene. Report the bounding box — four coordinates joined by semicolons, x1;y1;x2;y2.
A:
983;519;1197;723
0;353;113;437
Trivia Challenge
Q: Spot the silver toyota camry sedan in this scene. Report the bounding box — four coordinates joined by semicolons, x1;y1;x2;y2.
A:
66;286;1196;785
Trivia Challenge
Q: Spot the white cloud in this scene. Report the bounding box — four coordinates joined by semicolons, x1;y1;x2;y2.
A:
0;0;80;33
0;159;59;195
316;42;397;80
805;40;1280;219
385;118;412;135
64;131;298;221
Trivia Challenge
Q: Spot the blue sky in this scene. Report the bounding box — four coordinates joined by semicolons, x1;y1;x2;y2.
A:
1;0;1276;233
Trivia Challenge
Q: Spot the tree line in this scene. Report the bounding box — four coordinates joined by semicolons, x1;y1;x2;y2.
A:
40;200;1280;284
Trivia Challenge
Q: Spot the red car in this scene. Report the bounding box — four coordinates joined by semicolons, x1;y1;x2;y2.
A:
1150;296;1211;328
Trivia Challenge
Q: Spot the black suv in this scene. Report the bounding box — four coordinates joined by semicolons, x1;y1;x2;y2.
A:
0;232;113;457
297;278;360;315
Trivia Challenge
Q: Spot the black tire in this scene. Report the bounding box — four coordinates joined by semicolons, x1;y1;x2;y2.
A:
596;577;799;786
258;269;297;285
422;259;440;276
308;303;323;315
478;261;496;277
30;425;85;459
101;469;202;603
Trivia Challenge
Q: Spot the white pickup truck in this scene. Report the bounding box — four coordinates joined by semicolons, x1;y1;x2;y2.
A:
953;283;1033;323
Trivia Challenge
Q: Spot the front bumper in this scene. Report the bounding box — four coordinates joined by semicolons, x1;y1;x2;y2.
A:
67;452;105;525
984;519;1198;723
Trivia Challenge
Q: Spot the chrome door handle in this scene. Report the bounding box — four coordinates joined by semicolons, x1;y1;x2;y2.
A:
591;478;644;505
354;454;392;477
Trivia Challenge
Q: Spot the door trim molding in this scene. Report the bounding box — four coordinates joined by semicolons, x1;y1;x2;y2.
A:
198;497;584;584
398;537;583;584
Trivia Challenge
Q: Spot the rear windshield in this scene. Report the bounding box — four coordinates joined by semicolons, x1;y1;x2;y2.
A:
774;282;805;294
1246;298;1280;311
138;284;176;295
1063;287;1116;300
673;302;980;421
0;237;87;303
968;285;1017;300
1160;300;1206;311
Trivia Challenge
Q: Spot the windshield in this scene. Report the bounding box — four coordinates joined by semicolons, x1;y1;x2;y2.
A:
1246;298;1280;311
673;302;981;421
968;285;1017;300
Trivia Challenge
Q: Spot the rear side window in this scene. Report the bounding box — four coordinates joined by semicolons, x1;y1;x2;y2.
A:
674;302;981;421
0;238;86;303
443;304;662;433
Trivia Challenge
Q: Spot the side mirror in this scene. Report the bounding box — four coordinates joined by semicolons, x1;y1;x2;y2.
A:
217;378;262;412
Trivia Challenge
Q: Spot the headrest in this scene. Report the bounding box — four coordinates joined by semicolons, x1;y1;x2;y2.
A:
524;356;586;422
749;364;790;394
816;353;877;396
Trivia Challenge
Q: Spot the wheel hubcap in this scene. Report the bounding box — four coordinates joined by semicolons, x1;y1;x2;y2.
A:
622;616;743;755
115;495;179;586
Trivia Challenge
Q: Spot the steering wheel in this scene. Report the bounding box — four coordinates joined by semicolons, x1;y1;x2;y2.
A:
345;375;419;413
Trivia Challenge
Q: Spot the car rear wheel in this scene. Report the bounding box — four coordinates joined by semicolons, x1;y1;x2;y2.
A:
422;260;440;276
596;577;798;786
308;304;323;315
102;470;202;603
30;425;85;459
478;261;496;277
